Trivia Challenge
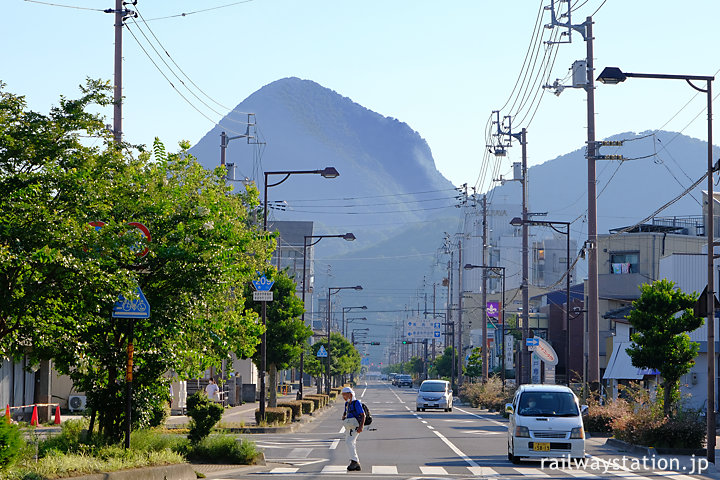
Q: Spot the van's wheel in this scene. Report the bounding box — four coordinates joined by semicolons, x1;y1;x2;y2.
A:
509;442;521;464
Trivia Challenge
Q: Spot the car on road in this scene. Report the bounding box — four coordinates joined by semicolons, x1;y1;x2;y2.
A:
505;384;586;464
396;374;413;387
416;380;452;412
389;373;398;384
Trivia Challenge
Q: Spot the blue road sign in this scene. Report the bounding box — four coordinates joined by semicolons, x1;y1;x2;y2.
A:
252;274;274;292
317;345;328;358
361;358;370;366
525;338;539;346
112;287;150;319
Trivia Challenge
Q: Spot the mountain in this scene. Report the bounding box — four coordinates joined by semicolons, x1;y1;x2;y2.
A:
189;77;458;256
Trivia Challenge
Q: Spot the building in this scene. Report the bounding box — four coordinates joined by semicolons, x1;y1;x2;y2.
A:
599;216;706;393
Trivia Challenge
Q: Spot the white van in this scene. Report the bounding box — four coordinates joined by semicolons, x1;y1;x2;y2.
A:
505;385;586;463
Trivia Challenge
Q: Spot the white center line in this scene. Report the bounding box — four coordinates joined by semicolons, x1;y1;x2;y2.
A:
455;406;507;427
329;439;339;450
427;425;435;430
421;420;427;424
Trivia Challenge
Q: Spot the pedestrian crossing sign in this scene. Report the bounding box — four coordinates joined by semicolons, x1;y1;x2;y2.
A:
317;345;328;357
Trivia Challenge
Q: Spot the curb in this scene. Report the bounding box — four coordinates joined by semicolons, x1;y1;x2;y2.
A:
62;463;196;480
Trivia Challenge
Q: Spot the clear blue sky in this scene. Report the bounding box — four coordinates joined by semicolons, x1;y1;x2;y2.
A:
3;0;718;188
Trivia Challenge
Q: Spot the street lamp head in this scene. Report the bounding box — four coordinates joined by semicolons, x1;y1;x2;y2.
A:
320;167;340;178
464;263;476;270
343;232;356;241
509;217;523;227
353;285;363;290
597;67;627;85
360;305;367;310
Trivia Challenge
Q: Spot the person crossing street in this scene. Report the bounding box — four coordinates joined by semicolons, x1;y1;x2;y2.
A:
341;386;365;471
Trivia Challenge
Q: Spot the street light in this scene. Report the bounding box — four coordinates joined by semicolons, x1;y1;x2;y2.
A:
596;66;716;463
510;218;571;386
342;306;367;337
299;232;355;399
259;168;339;419
464;264;506;387
327;285;363;394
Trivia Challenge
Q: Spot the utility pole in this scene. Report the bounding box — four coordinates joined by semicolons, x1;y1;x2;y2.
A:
544;2;599;389
432;283;437;362
457;240;463;387
481;195;489;381
113;0;123;145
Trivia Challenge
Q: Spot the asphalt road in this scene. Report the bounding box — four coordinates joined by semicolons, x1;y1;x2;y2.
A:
205;381;718;479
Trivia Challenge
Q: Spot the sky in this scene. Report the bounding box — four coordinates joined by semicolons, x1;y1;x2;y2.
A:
3;0;719;190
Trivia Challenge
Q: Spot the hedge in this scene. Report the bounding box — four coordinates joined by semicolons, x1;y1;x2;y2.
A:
298;400;314;414
278;401;303;421
305;394;329;408
255;406;291;425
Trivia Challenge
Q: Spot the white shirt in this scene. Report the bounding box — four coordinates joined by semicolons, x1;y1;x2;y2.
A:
205;382;219;400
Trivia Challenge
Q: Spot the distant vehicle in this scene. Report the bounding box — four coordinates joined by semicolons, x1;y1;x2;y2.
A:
416;380;452;412
380;374;388;381
396;374;413;387
505;384;587;464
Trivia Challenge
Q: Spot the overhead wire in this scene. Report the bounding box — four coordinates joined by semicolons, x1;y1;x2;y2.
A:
143;0;256;22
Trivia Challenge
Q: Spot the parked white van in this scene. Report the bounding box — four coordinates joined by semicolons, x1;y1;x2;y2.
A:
505;384;586;463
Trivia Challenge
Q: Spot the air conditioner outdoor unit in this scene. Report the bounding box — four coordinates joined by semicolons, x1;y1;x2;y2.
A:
68;395;87;412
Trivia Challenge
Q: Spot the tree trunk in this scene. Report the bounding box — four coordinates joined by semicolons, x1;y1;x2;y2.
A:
663;379;673;417
88;408;96;439
268;364;277;408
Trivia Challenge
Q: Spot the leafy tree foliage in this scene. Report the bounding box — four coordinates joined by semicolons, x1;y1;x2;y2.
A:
305;333;360;389
465;347;483;380
626;279;703;415
0;81;272;439
434;346;460;379
243;269;310;407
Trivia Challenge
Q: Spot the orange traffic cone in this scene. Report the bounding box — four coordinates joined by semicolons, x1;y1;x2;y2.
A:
54;405;61;425
4;404;9;422
30;405;38;426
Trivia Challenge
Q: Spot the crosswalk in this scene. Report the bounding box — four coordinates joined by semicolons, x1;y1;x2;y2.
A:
261;464;701;477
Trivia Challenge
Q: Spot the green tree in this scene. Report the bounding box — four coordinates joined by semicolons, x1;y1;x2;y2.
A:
626;279;703;416
435;346;458;378
307;333;360;390
465;347;483;381
409;356;424;377
243;269;310;407
0;82;273;439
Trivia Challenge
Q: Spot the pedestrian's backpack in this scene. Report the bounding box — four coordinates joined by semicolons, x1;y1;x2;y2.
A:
350;400;373;426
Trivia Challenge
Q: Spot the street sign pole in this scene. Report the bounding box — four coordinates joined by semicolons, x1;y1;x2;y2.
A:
252;274;274;423
125;317;133;449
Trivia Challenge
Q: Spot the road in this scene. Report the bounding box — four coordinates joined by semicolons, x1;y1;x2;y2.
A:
206;381;717;479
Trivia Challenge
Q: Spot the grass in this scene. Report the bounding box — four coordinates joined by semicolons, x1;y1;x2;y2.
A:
0;419;259;480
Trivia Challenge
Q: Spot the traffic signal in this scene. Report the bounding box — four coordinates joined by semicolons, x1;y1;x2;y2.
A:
370;342;380;345
402;340;409;344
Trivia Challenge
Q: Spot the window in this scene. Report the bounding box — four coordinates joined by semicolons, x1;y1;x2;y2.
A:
610;252;639;274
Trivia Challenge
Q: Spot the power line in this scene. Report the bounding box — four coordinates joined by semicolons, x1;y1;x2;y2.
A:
143;0;256;22
23;0;104;12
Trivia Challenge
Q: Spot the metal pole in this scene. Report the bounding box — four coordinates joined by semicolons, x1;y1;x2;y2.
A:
585;17;600;390
124;318;133;449
259;174;269;421
566;224;571;386
521;128;530;385
432;284;437;362
457;240;463;387
706;79;716;465
501;269;506;390
482;196;489;381
220;131;227;167
113;0;122;145
326;289;331;395
299;237;309;400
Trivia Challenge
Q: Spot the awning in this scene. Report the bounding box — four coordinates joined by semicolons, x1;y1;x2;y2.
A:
603;342;644;380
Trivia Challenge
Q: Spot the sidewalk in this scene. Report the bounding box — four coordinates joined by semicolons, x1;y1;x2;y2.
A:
166;392;300;428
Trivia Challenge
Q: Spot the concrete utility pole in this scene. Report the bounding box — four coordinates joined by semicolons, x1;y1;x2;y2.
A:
520;129;530;385
457;240;463;387
113;0;123;145
481;195;489;381
544;3;600;389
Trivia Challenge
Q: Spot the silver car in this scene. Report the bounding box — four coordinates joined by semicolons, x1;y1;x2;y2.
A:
416;380;453;412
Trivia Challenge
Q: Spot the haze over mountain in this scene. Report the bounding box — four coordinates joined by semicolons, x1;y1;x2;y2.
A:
189;77;718;364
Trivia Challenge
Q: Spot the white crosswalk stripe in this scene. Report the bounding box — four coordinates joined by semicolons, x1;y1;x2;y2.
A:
513;467;551;477
371;465;398;474
467;466;499;476
420;466;447;474
268;467;299;474
563;469;600;477
607;471;654;480
321;465;348;474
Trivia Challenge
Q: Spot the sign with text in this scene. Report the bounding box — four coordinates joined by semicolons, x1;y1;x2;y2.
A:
406;320;442;340
253;291;273;302
504;335;514;367
534;338;559;366
531;353;541;384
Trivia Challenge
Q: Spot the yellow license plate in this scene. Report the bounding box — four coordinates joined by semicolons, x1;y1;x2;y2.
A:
533;442;550;452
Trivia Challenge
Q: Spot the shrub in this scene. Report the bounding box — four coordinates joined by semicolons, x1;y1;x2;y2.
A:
304;397;321;410
612;408;705;449
0;417;22;469
185;435;258;464
278;401;303;421
459;377;514;412
328;391;338;400
255;407;291;425
38;418;91;456
583;397;630;434
298;400;314;414
305;394;328;408
186;392;223;444
130;429;188;453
